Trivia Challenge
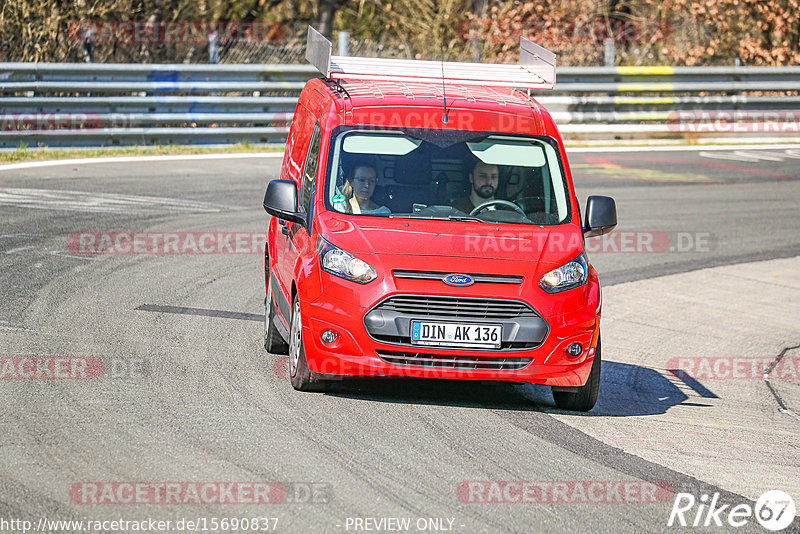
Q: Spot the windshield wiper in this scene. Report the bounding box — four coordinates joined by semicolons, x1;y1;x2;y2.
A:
447;215;486;223
388;213;487;223
387;214;448;220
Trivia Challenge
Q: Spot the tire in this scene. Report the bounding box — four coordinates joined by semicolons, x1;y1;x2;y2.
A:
264;270;288;355
288;296;329;392
552;335;601;412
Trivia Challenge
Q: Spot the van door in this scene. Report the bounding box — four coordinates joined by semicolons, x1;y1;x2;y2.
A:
273;104;315;320
280;121;321;297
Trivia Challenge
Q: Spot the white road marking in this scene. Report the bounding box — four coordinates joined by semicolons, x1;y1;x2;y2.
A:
48;250;96;260
780;408;800;422
698;149;800;162
568;144;800;153
4;245;37;254
0;188;231;214
0;152;283;172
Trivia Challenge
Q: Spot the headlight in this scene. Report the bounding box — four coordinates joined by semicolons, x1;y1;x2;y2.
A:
539;253;587;293
319;238;377;284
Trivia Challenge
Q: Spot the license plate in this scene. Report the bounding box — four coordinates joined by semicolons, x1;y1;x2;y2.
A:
410;321;502;349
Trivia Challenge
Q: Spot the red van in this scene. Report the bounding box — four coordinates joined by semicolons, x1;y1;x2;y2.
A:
263;28;617;411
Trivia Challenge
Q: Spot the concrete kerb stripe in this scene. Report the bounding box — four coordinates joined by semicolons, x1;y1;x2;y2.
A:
0;152;283;172
567;144;800;153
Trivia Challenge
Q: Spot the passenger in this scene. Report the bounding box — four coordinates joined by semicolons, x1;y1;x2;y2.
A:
451;160;500;214
341;161;390;215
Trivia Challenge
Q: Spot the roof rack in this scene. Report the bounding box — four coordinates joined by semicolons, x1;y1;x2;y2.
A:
305;26;556;90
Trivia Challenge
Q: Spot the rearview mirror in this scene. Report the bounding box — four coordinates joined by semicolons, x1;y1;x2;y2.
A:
583;195;617;238
263;179;306;225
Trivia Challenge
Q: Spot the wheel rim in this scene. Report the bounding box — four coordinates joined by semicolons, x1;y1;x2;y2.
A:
289;301;301;378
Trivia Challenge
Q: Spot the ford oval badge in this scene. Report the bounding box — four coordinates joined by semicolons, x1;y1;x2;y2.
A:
443;273;474;287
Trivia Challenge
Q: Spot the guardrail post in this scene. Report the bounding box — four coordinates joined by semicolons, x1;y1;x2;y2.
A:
338;31;350;57
208;28;220;64
604;38;615;67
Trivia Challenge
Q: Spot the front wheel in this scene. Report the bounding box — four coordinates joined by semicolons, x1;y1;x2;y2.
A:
288;297;330;392
552;335;601;412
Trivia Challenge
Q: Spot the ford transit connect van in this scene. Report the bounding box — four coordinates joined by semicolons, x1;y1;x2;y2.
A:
263;27;617;411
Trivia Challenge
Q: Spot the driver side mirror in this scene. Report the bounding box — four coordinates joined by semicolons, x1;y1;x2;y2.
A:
263;179;306;225
583;195;617;238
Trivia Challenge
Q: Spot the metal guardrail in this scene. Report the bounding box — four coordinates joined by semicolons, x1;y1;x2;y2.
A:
2;63;800;147
0;96;298;111
0;63;316;78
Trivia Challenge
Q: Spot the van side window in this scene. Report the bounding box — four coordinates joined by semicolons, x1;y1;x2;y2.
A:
300;122;321;217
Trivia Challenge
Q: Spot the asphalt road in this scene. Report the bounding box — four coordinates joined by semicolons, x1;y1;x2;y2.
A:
0;147;798;533
567;146;800;285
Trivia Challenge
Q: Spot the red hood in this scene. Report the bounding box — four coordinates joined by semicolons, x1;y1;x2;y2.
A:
317;211;583;266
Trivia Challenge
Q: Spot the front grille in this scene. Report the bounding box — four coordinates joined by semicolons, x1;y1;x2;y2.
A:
364;295;546;351
377;350;532;371
375;295;537;319
393;270;523;285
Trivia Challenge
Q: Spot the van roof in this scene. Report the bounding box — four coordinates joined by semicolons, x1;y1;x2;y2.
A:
318;78;549;130
339;79;538;108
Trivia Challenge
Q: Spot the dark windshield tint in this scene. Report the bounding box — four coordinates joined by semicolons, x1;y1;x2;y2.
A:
324;127;571;225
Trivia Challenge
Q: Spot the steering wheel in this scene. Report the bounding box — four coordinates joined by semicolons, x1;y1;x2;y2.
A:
469;199;526;217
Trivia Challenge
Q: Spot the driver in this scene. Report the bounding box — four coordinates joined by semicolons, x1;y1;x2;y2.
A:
340;159;390;215
451;160;500;214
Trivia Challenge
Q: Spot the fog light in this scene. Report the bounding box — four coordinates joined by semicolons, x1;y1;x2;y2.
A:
566;343;583;357
321;330;338;344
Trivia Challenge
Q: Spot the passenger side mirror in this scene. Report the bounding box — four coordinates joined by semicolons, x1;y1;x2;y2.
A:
583;195;617;238
263;179;306;225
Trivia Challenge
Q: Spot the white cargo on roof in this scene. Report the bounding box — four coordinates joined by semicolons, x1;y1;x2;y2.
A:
305;26;556;90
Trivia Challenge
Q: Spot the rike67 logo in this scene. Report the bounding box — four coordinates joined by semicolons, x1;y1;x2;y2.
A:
668;490;796;531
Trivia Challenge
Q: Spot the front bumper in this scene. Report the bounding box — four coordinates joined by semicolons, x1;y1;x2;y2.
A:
300;285;600;387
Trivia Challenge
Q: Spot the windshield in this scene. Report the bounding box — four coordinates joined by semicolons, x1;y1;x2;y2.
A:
324;127;571;225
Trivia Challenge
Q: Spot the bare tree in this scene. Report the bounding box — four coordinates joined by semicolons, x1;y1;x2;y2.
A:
317;0;346;38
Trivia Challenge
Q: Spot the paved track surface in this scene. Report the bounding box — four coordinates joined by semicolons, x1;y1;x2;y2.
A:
0;147;798;533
